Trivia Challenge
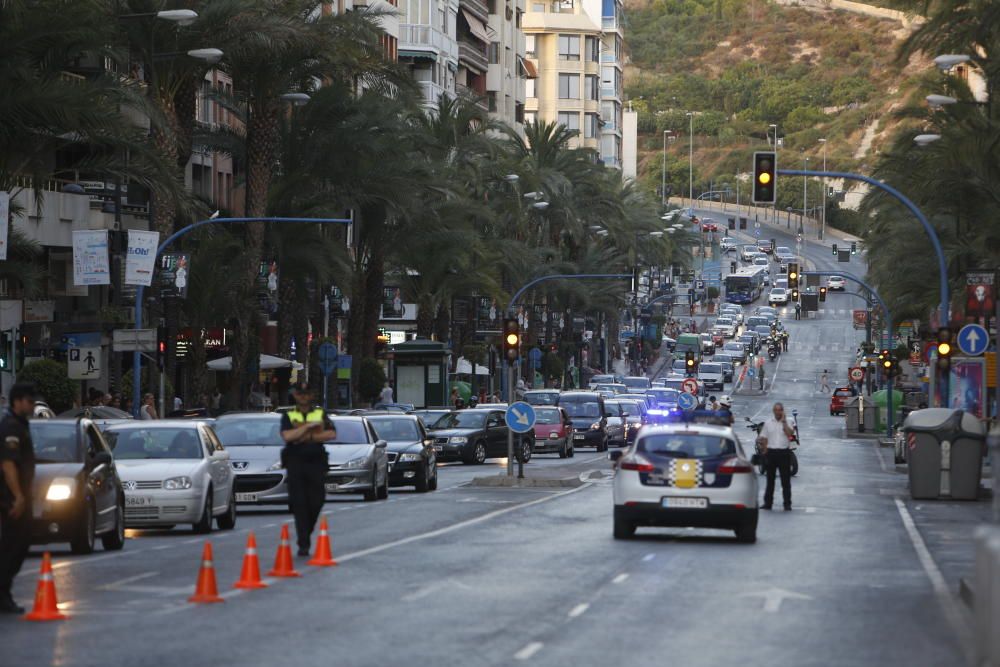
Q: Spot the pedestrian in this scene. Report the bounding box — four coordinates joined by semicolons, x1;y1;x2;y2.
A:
140;393;157;420
781;331;789;352
173;395;182;412
758;364;766;391
716;395;734;426
708;395;719;412
0;383;38;613
379;382;394;406
794;302;801;320
820;370;830;393
280;382;336;556
757;402;796;510
211;389;222;412
450;387;461;408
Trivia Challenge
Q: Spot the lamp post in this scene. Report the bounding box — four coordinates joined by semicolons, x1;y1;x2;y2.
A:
661;130;668;210
818;138;827;240
769;123;778;223
686;112;694;211
801;156;809;234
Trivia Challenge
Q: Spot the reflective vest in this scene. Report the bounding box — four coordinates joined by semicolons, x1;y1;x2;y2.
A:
286;408;326;424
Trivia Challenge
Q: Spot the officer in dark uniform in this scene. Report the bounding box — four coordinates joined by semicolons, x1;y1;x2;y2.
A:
280;383;336;556
0;383;37;613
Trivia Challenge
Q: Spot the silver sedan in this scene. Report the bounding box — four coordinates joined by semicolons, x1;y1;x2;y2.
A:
323;416;389;501
212;413;291;506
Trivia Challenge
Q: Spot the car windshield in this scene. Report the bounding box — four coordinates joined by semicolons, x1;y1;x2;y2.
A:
776;247;791;254
214;417;283;446
105;427;203;459
646;389;679;404
623;377;650;389
534;409;562;425
603;402;623;417
524;392;559;405
724;343;744;351
367;418;420;442
325;419;369;444
561;400;602;418
672;360;687;371
30;422;80;463
433;412;486;429
699;363;722;374
771;289;786;295
412;410;448;423
590;375;614;384
639;433;736;458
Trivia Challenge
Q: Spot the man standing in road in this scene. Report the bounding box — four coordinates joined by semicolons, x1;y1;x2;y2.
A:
0;383;37;613
758;364;766;391
757;402;796;511
794;302;801;320
781;330;789;352
280;383;337;556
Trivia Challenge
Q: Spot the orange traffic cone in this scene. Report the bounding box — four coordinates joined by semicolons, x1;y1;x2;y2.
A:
188;542;224;603
24;552;66;621
267;524;301;578
234;532;268;589
308;517;338;567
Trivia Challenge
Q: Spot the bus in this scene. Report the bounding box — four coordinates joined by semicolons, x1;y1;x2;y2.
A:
724;266;767;304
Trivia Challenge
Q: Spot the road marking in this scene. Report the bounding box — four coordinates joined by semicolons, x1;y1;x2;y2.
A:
568;603;589;618
642;553;656;562
98;572;159;590
612;573;629;584
893;498;974;661
514;642;544;660
739;587;812;612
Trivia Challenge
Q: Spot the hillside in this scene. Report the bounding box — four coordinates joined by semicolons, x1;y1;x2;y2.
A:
623;0;930;215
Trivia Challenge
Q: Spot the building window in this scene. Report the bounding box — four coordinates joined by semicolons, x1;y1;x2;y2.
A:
586;36;600;62
526;78;536;98
585;112;600;138
557;111;580;131
525;35;536;57
531;1;544;11
585;74;599;101
552;0;573;11
488;42;500;64
558;34;580;61
525;111;537;125
487;91;498;112
558;73;579;99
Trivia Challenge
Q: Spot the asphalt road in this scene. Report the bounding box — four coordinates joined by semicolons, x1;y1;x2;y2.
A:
4;235;970;666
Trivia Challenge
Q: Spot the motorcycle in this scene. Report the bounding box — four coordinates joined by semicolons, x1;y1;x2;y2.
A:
745;416;799;477
767;345;779;361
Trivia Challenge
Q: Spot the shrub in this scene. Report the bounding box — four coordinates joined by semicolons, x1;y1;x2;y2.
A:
358;357;386;405
18;359;78;413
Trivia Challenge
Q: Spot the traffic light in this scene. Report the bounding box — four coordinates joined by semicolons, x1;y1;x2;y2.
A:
791;288;800;301
157;326;166;370
936;327;952;370
684;351;697;375
16;333;26;371
832;243;838;256
752;151;777;204
850;242;857;255
819;286;827;302
503;318;520;362
787;263;799;289
882;352;895;377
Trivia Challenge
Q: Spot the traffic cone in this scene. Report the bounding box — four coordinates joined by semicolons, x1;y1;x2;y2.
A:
267;524;301;578
234;532;268;589
24;552;66;621
308;517;338;567
188;542;224;603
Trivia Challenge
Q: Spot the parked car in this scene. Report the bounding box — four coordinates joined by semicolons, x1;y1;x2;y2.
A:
610;423;758;542
103;421;236;532
559;391;608;451
523;389;560;406
531;406;574;458
213;413;290;507
830;387;854;415
323;416;390;500
429;409;532;464
30;419;125;554
366;414;437;492
410;409;452;429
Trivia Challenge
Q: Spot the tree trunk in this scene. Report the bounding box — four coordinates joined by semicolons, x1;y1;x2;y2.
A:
278;276;296;359
433;302;450;343
415;292;435;338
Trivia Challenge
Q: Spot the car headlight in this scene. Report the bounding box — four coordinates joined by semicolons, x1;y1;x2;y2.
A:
548;432;559;439
590;422;602;430
344;456;369;469
449;436;467;444
46;477;75;501
163;476;193;490
267;460;284;471
398;453;422;462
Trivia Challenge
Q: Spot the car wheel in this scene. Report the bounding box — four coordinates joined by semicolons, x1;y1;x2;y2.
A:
70;500;96;555
735;514;758;544
377;472;389;500
415;463;430;492
830;409;834;416
519;440;532;463
101;499;126;551
363;468;378;501
192;489;213;534
464;440;487;465
568;445;575;458
428;465;439;491
597;437;608;453
558;442;568;459
216;489;237;530
613;507;636;540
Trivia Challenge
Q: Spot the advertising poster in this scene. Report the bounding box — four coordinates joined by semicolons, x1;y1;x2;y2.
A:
0;191;9;261
72;230;110;286
159;253;189;298
852;309;868;330
124;230;159;286
476;296;501;333
382;286;404;319
949;357;986;418
965;271;995;320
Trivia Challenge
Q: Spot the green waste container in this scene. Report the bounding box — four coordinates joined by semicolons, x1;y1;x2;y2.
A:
872;388;904;431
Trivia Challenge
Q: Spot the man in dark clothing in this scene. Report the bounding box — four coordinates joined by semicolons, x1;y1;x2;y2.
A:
0;383;37;613
280;383;336;556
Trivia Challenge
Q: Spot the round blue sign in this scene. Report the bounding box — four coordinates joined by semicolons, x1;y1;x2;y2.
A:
677;392;698;411
958;323;989;356
505;401;537;434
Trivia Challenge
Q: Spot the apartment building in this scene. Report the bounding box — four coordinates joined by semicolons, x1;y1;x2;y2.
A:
398;0;459;105
486;0;529;130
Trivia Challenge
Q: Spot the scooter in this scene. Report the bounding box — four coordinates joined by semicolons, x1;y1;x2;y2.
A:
767;345;779;361
745;417;799;477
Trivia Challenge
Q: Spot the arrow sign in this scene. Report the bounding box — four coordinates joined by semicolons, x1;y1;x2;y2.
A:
739;587;813;613
505;401;536;434
677;392;698;411
958;323;988;356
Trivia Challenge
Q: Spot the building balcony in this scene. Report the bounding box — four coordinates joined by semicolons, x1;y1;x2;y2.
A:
399;24;456;54
458;40;489;72
416;80;450;105
459;0;490;22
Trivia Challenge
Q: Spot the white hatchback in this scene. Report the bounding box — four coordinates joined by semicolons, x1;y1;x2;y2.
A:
768;287;789;305
610;423;758;542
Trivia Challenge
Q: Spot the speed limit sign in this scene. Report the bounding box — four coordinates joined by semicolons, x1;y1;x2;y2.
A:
682;378;699;394
849;367;864;382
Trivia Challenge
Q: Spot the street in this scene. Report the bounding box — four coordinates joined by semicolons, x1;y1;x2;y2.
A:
4;288;972;666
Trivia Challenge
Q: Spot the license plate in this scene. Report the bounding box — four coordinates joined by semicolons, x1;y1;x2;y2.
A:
434;446;443;452
324;483;339;492
574;434;584;440
235;493;258;502
125;496;153;507
662;497;708;509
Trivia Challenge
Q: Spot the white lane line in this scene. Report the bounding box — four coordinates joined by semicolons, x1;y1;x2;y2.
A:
568;603;589;618
98;571;159;590
893;498;974;662
642;553;655;562
612;573;629;584
766;353;783;393
514;642;544;661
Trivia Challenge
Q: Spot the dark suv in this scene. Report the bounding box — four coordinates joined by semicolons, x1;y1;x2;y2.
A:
428;409;533;465
559;391;608;451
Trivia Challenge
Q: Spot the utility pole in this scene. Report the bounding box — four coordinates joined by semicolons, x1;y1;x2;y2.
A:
661;130;667;211
819;138;827;240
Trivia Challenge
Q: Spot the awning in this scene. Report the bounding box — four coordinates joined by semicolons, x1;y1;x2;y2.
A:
461;9;491;44
455;357;490;376
519;56;538;79
207;354;304;372
399;50;437;61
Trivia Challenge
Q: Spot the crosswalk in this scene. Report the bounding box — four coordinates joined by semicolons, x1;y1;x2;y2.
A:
813;309;856;316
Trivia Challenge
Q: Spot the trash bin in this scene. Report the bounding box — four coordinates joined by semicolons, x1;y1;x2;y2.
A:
845;397;860;431
872;388;903;431
845;396;876;433
902;408;986;500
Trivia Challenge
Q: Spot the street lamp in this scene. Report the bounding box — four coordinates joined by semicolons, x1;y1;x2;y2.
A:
769;123;778;223
934;54;971;71
926;94;958;108
914;133;942;146
185;48;224;64
661;130;668;210
802;156;809;234
504;174;520;183
818;138;827;240
155;9;199;25
280;92;312;106
686;112;694;211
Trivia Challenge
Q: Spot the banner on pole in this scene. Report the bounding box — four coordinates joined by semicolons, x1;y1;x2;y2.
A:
125;230;159;286
72;230;110;286
0;191;9;261
159;253;189;298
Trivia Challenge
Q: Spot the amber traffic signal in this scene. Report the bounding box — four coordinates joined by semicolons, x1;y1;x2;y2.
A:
503;318;520;362
819;286;827;302
787;263;799;289
752;152;777;204
936;327;952;370
684;351;697;374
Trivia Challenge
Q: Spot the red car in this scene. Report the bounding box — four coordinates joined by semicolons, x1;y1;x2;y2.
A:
531;406;574;458
701;221;718;232
830;387;853;415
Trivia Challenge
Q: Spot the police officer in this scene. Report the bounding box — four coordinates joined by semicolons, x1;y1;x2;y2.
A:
280;383;336;556
757;402;796;510
0;383;37;613
716;395;734;426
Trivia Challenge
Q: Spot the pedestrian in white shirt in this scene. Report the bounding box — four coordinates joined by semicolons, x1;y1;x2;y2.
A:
379;382;394;405
757;402;796;510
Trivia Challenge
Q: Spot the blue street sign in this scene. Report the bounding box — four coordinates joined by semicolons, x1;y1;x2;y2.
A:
957;323;989;356
677;392;698;411
336;354;352;369
748;368;756;378
505;401;536;434
318;342;339;376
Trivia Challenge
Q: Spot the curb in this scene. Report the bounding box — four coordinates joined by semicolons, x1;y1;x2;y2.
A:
467;475;586;489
